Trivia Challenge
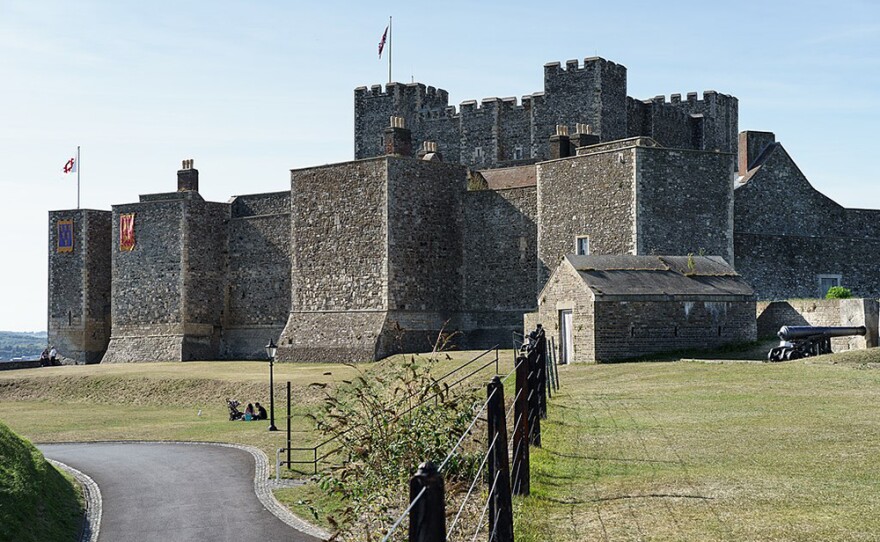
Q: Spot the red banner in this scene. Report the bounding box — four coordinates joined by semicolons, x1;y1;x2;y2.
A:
119;213;135;251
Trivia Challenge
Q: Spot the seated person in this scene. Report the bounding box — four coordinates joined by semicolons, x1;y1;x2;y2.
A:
243;403;255;421
254;402;268;420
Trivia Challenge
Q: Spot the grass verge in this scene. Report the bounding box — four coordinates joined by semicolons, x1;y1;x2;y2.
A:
0;420;84;542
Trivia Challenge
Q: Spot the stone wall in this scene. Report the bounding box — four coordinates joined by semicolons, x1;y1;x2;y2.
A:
462;186;538;347
278;158;389;362
636;146;735;265
756;298;879;350
533;260;595;364
536;144;636;283
735;144;880;299
225;192;291;359
48;209;111;364
181;199;228;360
103;192;231;362
103;198;187;362
593;298;756;362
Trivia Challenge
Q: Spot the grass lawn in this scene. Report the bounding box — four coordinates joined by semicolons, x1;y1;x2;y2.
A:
0;348;511;476
519;352;880;541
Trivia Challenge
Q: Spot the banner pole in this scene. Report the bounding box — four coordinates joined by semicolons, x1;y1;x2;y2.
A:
388;16;392;84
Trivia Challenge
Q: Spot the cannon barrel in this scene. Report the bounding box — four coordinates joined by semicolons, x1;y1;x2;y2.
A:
778;325;867;341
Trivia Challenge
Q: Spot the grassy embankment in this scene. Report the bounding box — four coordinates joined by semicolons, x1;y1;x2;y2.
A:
0;420;83;542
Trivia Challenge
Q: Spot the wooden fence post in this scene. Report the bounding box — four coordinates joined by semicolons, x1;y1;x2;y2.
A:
487;377;513;542
512;353;530;496
408;461;446;542
536;333;548;419
527;349;541;447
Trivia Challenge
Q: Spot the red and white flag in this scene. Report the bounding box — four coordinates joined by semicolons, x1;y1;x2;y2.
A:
62;156;77;174
378;26;388;58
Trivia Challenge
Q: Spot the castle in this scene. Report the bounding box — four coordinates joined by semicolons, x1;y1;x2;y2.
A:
47;57;880;364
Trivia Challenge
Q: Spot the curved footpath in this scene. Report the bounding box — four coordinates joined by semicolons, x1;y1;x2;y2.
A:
40;442;327;542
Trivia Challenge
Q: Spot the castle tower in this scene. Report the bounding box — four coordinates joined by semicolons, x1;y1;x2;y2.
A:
48;209;112;364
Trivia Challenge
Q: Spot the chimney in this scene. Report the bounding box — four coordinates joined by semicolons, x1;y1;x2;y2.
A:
384;116;412;157
549;125;572;159
178;159;198;192
417;141;443;162
738;131;776;172
571;123;600;149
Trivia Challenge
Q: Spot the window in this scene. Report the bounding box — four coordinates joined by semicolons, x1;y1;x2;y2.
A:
473;147;484;162
575;236;590;256
513;145;524;160
818;274;841;298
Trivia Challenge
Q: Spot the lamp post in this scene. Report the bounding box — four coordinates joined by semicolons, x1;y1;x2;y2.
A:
265;339;278;431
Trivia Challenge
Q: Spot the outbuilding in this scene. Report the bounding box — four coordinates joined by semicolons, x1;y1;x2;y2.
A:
533;255;756;363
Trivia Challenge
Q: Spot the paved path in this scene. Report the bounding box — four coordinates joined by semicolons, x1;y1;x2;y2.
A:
40;442;322;542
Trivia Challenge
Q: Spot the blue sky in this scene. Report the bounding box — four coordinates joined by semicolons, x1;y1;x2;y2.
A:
1;0;878;332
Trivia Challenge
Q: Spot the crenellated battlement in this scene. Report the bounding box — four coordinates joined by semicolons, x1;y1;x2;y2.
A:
354;55;736;166
543;56;626;78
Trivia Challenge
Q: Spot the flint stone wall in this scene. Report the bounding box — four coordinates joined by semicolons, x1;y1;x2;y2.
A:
225;192;290;359
48;209;111;364
735;145;880;299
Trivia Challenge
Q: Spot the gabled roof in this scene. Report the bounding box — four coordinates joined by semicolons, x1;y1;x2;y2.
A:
562;254;754;301
477;165;537;190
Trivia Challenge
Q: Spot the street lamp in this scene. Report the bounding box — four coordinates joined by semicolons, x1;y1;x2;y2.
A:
265;338;278;431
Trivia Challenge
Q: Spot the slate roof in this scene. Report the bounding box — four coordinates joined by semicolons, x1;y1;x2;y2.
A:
478;165;537;190
563;255;755;301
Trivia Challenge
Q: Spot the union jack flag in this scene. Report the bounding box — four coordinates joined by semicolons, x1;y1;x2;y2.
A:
378;26;388;58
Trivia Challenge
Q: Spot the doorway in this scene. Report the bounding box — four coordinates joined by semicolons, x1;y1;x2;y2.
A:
559;309;573;364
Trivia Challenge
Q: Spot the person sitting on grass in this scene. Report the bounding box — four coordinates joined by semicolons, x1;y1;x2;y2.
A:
243;403;255;421
254;402;267;421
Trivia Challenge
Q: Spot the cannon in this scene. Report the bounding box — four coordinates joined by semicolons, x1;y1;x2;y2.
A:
767;325;866;361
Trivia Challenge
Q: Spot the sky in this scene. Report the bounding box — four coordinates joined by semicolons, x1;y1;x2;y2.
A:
1;0;878;332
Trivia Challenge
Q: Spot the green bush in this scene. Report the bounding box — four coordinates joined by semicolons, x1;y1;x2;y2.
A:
826;286;853;299
310;356;483;541
0;420;82;541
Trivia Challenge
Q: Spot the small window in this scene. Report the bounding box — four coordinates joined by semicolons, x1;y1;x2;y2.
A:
818;274;842;298
575;236;590;256
513;145;524;160
473;147;484;162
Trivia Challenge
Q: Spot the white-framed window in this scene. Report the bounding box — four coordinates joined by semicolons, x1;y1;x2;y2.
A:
513;145;524;160
575;235;590;256
818;274;842;298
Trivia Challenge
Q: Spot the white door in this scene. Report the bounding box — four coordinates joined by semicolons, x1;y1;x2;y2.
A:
559;310;573;364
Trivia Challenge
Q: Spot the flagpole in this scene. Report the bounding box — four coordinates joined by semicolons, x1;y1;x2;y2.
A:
388;16;392;84
76;145;81;209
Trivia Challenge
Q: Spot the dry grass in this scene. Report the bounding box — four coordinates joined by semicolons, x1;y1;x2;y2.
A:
517;350;880;541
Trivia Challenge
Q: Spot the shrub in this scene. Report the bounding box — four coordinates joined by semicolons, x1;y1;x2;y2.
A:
825;286;853;299
310;356;483;541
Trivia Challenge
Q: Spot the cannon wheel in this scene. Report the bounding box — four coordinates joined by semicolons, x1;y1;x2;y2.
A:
767;347;782;362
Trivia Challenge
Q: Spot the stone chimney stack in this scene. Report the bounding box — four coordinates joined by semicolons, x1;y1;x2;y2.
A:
738;131;776;172
572;123;600;149
417;141;443;162
384;116;412;157
549;125;572;159
178;159;199;192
